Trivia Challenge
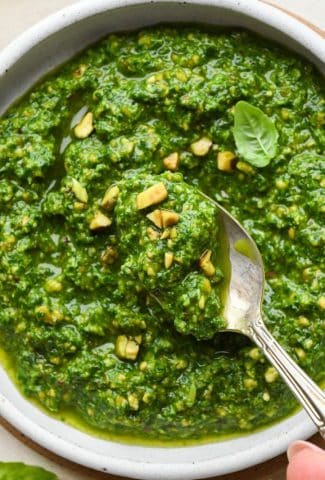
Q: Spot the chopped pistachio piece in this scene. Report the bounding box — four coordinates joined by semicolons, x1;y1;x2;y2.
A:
263;392;270;402
190;137;212;156
89;212;112;231
161;210;180;228
147;227;159;241
275;178;289;190
73;64;87;78
248;348;261;361
174;256;183;264
44;278;62;293
74;112;94;139
142;392;152;403
199;249;216;277
170;227;177;239
139;361;148;371
295;348;306;360
50;356;61;365
217;151;236;172
146;266;156;277
167;239;174;249
21;216;30;226
264;367;279;383
163;152;179;171
198;295;206;310
236;161;256;175
147;209;180;229
244;378;257;390
160;229;170;240
35;305;64;325
164;251;174;268
304;339;313;350
147;209;163;228
128;393;139;410
74;201;87;211
115;335;141;361
101;185;120;209
115;396;128;408
136;182;168;209
297;315;310;327
71;178;88;203
101;246;118;264
318;296;325;309
202;278;212;293
288;227;296;239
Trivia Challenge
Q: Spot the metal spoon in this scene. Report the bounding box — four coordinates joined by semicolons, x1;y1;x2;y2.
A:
212;198;325;440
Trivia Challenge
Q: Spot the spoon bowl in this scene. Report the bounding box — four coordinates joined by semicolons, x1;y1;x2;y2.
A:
209;196;325;440
220;206;264;337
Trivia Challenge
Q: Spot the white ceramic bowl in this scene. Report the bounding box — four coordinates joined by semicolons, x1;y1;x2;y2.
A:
0;1;324;478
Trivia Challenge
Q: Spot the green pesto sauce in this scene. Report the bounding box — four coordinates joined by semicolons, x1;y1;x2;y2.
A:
0;26;324;443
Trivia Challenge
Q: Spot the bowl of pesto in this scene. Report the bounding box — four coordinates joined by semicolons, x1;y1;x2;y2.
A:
0;0;324;478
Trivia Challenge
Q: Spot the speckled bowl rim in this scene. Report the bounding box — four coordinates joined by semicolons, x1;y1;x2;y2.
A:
0;1;324;479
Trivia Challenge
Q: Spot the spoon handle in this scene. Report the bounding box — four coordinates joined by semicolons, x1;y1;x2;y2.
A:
250;315;325;441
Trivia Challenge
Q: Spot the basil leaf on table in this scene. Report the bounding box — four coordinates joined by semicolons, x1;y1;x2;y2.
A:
0;462;58;480
233;100;278;167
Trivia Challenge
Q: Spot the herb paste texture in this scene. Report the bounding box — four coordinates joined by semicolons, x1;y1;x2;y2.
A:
0;26;324;442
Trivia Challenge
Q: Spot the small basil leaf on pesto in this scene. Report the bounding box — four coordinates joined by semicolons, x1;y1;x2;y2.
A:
0;463;58;480
233;101;278;167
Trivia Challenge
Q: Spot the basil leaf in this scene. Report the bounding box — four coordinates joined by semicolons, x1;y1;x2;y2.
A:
0;462;58;480
233;101;278;167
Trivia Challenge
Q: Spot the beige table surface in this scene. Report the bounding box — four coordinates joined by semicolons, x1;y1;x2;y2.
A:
0;1;324;479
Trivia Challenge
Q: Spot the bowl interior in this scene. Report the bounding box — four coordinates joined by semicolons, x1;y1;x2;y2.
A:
0;1;322;478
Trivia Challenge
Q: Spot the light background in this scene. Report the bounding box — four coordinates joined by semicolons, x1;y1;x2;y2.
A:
0;0;324;50
0;1;324;479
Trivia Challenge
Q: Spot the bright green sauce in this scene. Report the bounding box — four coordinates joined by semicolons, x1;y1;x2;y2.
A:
0;26;324;443
0;345;304;447
234;239;257;262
